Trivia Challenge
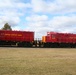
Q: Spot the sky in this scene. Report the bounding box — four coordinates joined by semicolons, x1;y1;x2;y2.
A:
0;0;76;39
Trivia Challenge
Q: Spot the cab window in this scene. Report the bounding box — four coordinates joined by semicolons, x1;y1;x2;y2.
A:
51;34;55;39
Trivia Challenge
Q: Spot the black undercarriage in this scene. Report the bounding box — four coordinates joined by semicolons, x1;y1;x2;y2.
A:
0;40;76;48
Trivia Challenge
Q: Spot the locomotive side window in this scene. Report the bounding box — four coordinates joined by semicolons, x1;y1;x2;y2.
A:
51;34;55;39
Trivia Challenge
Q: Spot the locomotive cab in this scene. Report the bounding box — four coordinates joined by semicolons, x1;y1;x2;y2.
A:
42;32;58;47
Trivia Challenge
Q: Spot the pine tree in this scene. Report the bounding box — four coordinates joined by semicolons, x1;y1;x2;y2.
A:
2;23;12;30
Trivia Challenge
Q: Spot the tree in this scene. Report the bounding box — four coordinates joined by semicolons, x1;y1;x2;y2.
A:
2;23;12;30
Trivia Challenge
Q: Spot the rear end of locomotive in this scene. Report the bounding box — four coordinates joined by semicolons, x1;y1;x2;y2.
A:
0;30;34;47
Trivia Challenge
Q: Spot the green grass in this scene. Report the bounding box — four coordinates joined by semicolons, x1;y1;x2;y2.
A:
0;48;76;75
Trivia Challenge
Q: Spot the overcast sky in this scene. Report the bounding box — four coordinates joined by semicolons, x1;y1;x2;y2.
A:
0;0;76;38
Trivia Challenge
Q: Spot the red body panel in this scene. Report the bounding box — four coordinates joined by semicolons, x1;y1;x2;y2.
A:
0;30;34;42
42;32;76;43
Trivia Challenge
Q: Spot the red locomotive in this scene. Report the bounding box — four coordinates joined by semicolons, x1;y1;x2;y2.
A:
42;32;76;47
0;30;34;47
0;30;76;47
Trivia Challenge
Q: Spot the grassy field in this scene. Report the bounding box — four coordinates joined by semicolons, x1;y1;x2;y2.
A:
0;47;76;75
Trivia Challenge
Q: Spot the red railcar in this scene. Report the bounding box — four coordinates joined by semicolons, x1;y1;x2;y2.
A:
0;30;34;47
42;32;76;47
